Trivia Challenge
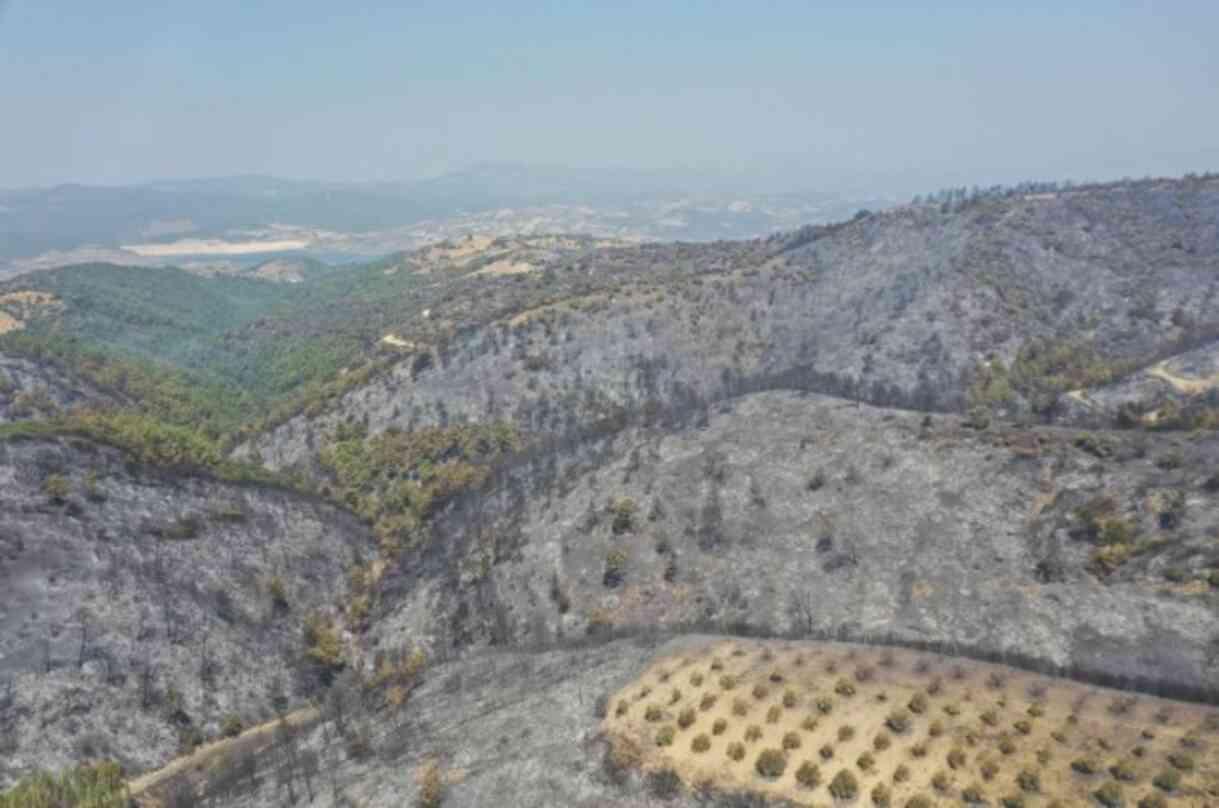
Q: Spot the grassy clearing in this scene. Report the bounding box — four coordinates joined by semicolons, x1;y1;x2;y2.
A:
605;640;1219;806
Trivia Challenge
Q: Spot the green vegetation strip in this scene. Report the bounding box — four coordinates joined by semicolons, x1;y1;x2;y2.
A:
0;762;127;808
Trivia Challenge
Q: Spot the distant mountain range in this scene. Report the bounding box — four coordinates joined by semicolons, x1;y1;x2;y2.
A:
0;164;895;277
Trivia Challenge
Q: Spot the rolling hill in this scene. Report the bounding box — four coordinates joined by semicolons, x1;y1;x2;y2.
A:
2;172;1218;806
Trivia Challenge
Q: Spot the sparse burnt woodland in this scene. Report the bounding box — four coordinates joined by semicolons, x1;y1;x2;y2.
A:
2;174;1219;806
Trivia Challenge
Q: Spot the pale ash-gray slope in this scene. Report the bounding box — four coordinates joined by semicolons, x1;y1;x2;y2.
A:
0;437;373;786
239;177;1219;475
372;393;1219;696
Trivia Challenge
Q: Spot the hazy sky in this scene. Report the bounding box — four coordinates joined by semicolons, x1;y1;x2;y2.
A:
2;0;1217;193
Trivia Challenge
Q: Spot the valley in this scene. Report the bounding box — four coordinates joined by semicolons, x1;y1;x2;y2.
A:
1;173;1218;807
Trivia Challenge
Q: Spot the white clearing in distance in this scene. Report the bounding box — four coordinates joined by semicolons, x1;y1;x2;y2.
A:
120;238;311;257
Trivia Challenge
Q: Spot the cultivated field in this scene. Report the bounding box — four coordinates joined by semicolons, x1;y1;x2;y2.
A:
604;639;1219;806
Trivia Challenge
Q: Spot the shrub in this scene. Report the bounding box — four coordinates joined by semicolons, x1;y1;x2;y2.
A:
886;710;911;733
692;733;711;753
836;725;855;742
1000;797;1025;808
267;575;290;613
908;693;928;714
720;675;737;690
711;718;727;735
816;696;835;714
733;698;749;716
829;769;859;800
931;771;950;792
727;741;746;761
1167;753;1194;771
795;761;821;789
857;752;875;772
303;612;345;677
1093;782;1123;808
998;736;1017;755
220;714;244;738
782;732;802;751
766;705;782;724
802;715;819;732
1014;719;1032;735
893;764;910;783
755;748;787;778
644;704;663;724
980;709;999;727
689;672;704;687
42;473;72;503
820;744;835;760
928;720;944;738
417;760;446;808
1109;760;1137;782
835;678;857;697
1071;757;1100;775
656;726;675;746
745;725;763;743
700;693;717;711
1153;769;1180;792
603;549;628;587
783;689;798;708
909;742;928;758
647;769;682;800
948;747;967;769
610;497;637;534
873;732;891;751
905;797;932;808
676;707;696;729
668;687;681;704
962;784;986;803
981;760;999;781
1017;769;1040;792
752;683;769;700
1138;796;1166;808
871;783;892;806
615;700;629;717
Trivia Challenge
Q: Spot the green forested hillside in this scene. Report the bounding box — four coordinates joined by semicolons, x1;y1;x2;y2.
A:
0;261;393;434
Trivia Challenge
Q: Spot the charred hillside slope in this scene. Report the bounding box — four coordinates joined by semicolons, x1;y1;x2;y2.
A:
0;436;373;787
240;176;1219;475
369;393;1219;698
